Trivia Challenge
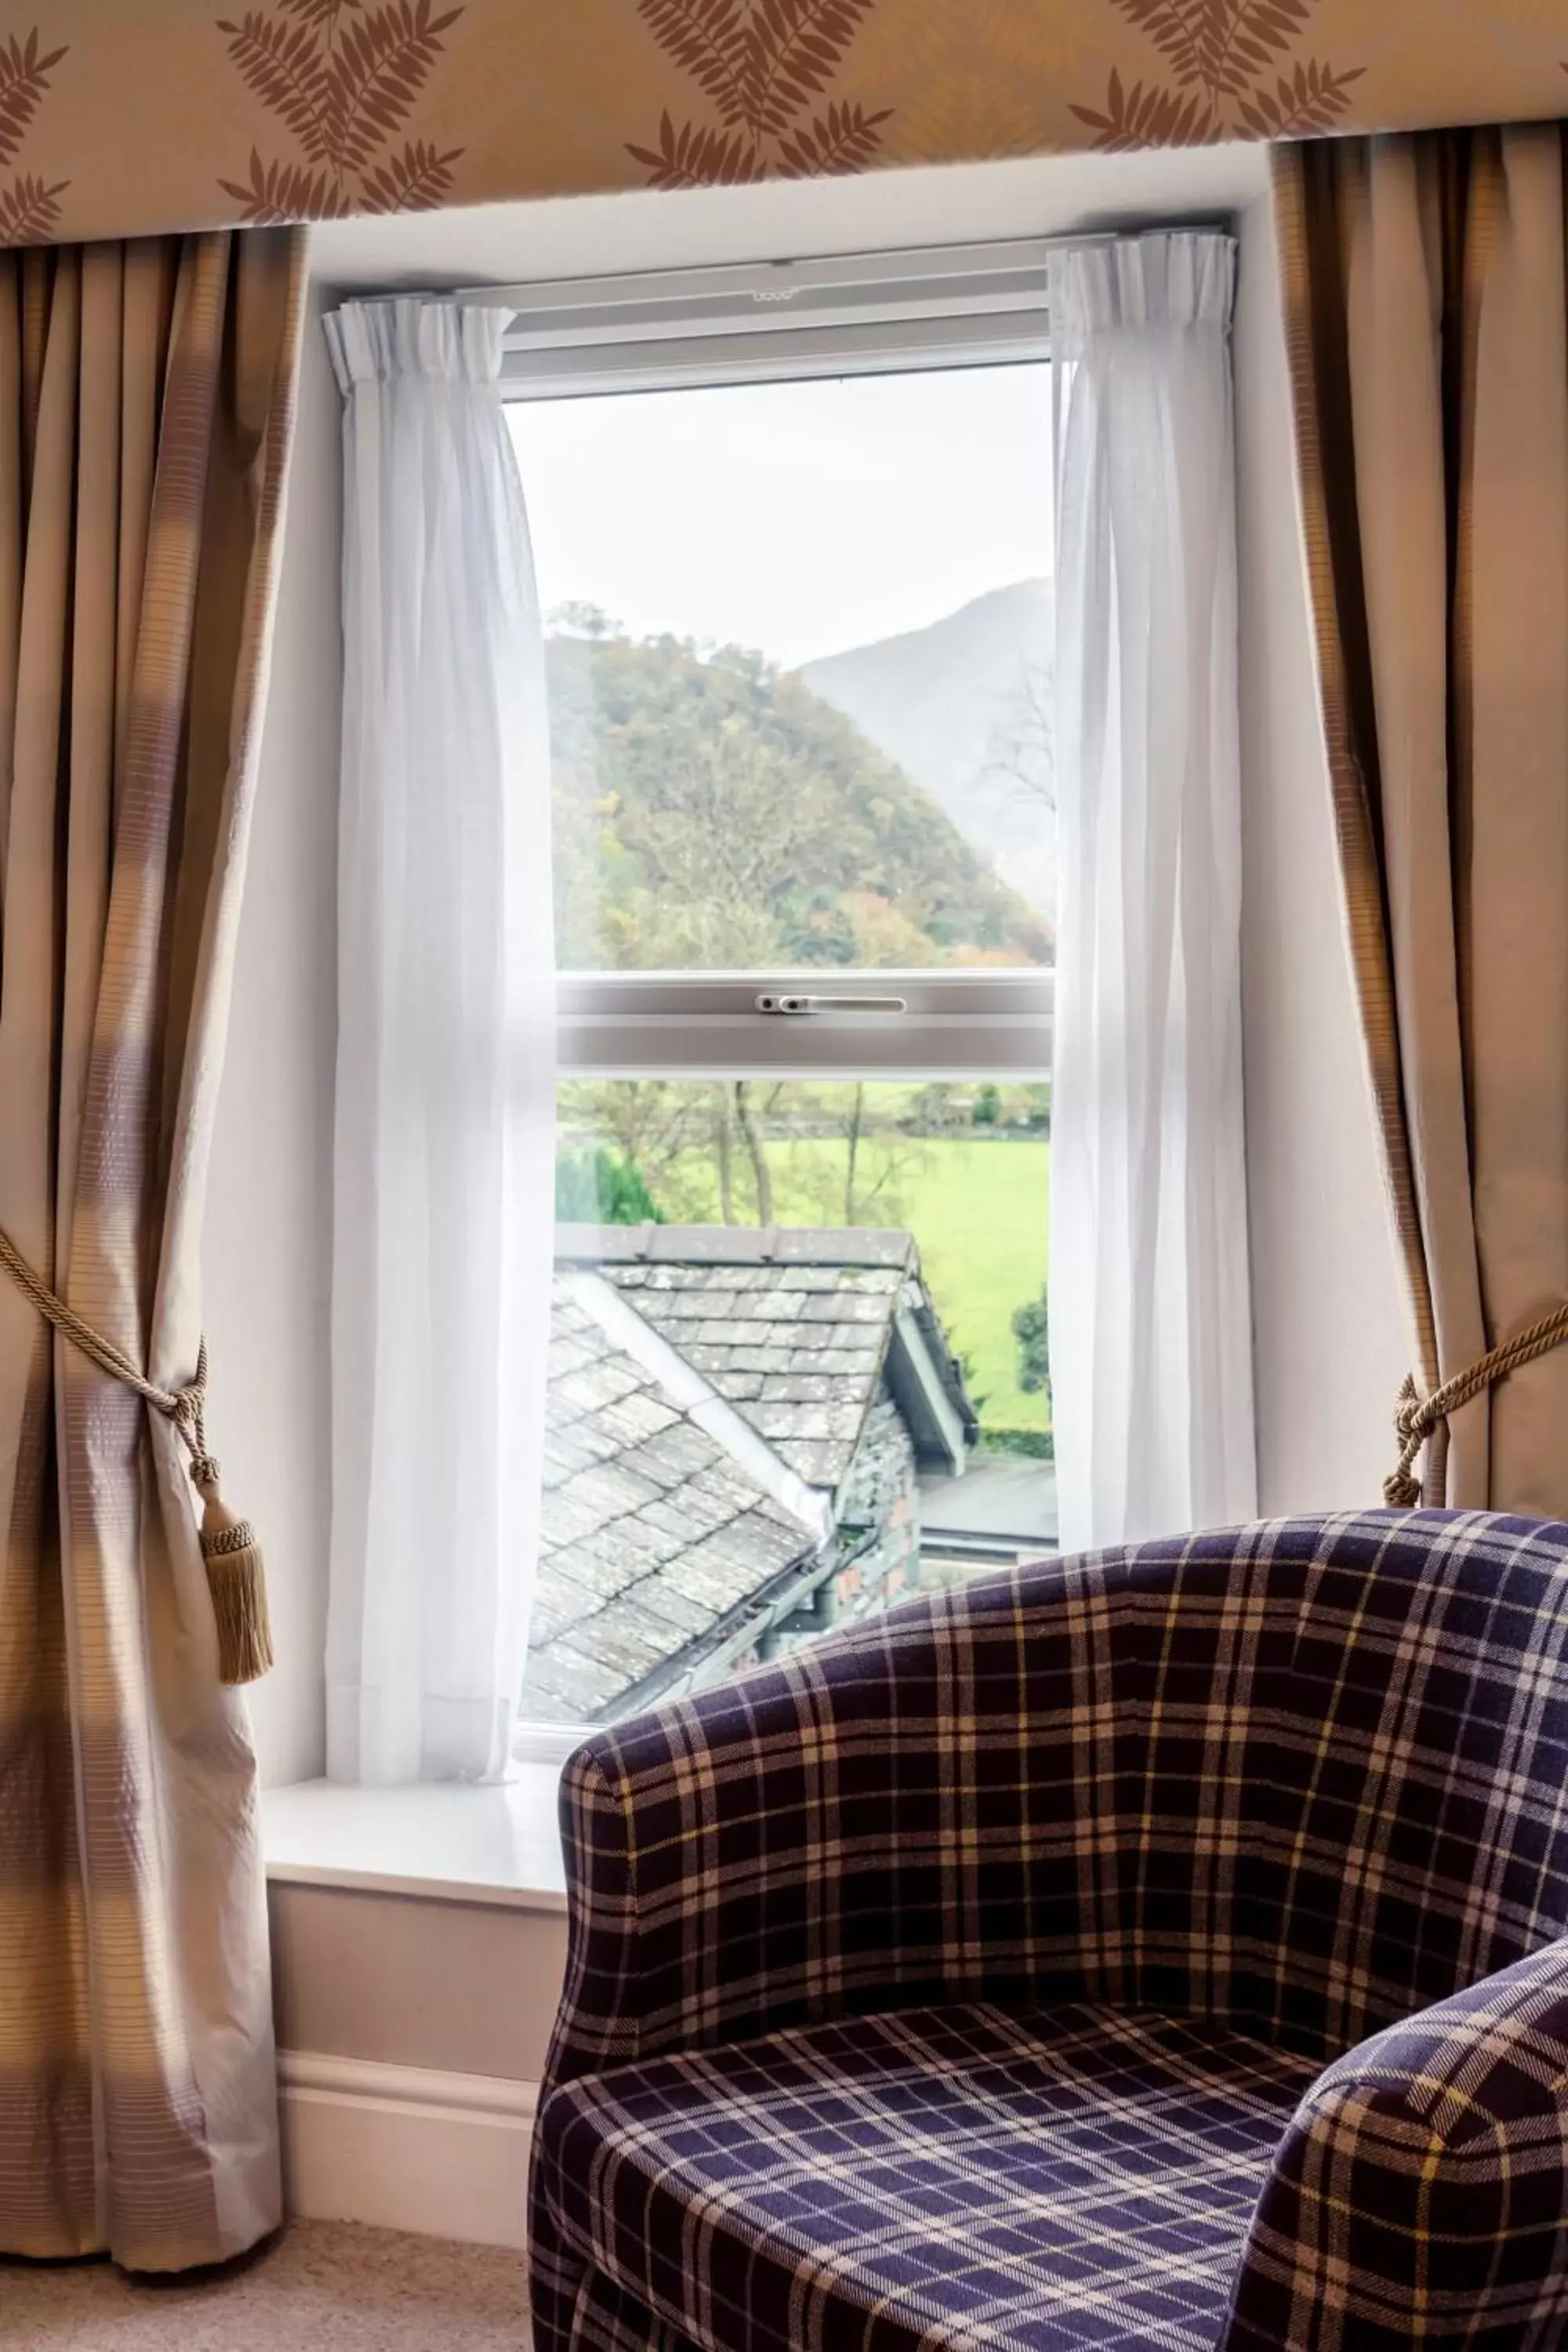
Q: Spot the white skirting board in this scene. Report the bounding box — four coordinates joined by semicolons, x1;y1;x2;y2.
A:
279;2050;539;2249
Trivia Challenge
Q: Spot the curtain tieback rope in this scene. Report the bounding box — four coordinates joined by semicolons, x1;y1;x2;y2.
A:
0;1221;273;1685
1385;1301;1568;1508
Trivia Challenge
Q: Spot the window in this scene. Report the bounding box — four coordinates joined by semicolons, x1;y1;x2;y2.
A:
504;244;1055;1731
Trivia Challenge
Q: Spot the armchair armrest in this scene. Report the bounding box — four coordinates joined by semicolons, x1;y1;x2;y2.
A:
1225;1938;1568;2350
541;1554;1103;2096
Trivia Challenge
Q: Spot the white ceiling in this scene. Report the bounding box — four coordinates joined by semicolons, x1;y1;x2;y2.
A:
308;143;1273;295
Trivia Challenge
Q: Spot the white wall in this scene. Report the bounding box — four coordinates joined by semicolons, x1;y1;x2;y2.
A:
210;163;1416;1798
309;143;1269;289
1233;191;1414;1512
205;284;341;1788
270;1883;564;2077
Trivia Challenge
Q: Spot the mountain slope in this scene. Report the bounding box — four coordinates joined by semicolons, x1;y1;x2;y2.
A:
546;630;1050;971
800;580;1055;928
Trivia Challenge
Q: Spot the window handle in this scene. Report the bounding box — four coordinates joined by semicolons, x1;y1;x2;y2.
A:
755;993;909;1016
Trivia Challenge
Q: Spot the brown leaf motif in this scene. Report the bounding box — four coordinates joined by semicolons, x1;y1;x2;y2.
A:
626;110;764;189
218;146;347;223
360;134;463;210
630;0;891;187
739;0;879;142
637;0;752;128
1234;56;1363;136
1200;0;1312;100
216;0;463;222
1075;0;1362;151
0;30;66;245
777;98;893;176
284;0;363;29
1069;66;1212;150
0;167;66;242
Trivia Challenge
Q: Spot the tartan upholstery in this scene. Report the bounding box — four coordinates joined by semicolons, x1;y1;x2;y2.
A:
542;2002;1321;2352
1230;1936;1568;2349
531;1510;1568;2351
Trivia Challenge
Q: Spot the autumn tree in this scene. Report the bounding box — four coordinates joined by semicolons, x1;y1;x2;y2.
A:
546;630;1049;974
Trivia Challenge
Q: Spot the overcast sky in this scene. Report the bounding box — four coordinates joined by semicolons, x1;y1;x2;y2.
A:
506;362;1053;670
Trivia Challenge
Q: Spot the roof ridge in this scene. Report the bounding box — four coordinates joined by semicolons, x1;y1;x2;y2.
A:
554;1221;917;1271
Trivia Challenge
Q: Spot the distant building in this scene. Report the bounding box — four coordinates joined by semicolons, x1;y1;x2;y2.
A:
521;1224;978;1726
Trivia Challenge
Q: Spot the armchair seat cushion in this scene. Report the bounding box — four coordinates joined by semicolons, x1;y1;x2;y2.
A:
536;2001;1322;2352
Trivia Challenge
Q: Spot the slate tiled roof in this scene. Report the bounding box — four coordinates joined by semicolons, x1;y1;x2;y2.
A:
521;1280;825;1724
556;1226;922;1490
524;1230;976;1728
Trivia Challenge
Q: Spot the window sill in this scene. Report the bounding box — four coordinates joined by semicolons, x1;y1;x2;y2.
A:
262;1769;570;1915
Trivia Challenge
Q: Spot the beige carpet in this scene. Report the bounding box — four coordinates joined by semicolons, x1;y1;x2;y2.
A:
2;2220;531;2347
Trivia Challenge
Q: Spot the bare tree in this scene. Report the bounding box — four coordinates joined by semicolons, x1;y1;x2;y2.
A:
982;659;1054;811
713;1085;737;1225
732;1080;775;1225
838;1083;918;1226
843;1083;866;1223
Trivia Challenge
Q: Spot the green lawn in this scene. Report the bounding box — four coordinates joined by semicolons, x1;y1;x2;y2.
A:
668;1132;1051;1435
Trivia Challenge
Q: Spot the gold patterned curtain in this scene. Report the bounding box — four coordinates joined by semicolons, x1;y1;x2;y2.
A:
0;228;304;2267
1275;127;1568;1514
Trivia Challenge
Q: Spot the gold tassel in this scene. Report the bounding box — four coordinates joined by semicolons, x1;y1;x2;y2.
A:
191;1455;274;1686
1382;1371;1426;1509
0;1235;278;1687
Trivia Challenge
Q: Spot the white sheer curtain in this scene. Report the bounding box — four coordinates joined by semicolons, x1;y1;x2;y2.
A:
1048;234;1256;1552
324;299;555;1782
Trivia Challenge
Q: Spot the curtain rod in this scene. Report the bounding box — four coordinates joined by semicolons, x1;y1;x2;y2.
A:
440;220;1236;311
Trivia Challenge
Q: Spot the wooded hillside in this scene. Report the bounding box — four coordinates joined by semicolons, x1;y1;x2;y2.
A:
547;622;1051;971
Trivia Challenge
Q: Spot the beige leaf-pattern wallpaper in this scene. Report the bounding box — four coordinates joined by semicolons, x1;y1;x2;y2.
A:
1071;0;1362;149
216;0;466;223
0;2;1559;245
626;0;893;188
0;29;66;243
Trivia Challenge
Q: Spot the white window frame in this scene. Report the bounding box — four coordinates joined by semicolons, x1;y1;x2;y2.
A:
555;969;1051;1079
493;235;1056;399
493;234;1056;1085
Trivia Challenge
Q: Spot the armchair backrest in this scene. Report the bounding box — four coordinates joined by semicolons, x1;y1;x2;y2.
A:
1009;1508;1568;2057
553;1509;1568;2085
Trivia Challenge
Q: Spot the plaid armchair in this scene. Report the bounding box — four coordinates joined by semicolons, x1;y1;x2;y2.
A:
530;1511;1568;2352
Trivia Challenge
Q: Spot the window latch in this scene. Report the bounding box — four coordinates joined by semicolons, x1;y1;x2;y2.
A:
755;993;909;1016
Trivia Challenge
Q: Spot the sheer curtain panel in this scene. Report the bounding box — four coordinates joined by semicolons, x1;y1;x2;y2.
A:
325;299;555;1784
1048;234;1256;1552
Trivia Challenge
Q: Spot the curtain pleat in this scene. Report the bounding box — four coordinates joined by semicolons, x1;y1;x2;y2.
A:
0;226;304;2269
1275;126;1568;1515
